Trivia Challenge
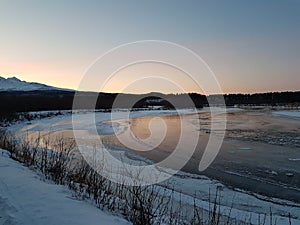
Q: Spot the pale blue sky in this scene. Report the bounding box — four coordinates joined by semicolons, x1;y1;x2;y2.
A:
0;0;299;93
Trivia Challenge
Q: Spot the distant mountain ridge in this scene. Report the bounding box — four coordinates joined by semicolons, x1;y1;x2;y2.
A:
0;76;72;92
0;76;299;113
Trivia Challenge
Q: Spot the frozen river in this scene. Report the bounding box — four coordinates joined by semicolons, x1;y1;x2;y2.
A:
10;108;300;225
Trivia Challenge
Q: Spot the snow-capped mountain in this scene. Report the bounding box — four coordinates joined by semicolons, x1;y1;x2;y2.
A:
0;76;71;92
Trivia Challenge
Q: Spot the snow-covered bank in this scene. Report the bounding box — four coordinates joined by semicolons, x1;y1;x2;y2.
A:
8;108;197;134
272;110;300;118
0;149;130;225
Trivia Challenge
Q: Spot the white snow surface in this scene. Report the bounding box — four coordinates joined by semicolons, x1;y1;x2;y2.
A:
272;110;300;118
0;76;70;91
0;149;131;225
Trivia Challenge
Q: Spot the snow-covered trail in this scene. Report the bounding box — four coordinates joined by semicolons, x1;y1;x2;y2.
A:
0;149;130;225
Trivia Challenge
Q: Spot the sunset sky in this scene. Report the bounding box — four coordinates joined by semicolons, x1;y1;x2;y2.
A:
0;0;299;94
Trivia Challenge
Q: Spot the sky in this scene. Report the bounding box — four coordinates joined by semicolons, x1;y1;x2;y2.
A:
0;0;299;94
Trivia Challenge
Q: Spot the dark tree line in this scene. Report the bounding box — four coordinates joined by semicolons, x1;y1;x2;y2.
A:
221;91;300;106
0;90;299;114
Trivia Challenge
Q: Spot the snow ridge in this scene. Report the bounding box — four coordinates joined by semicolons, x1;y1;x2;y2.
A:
0;76;71;92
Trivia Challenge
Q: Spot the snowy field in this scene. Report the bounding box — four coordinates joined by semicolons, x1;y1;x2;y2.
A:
2;108;300;225
272;110;300;118
0;149;130;225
